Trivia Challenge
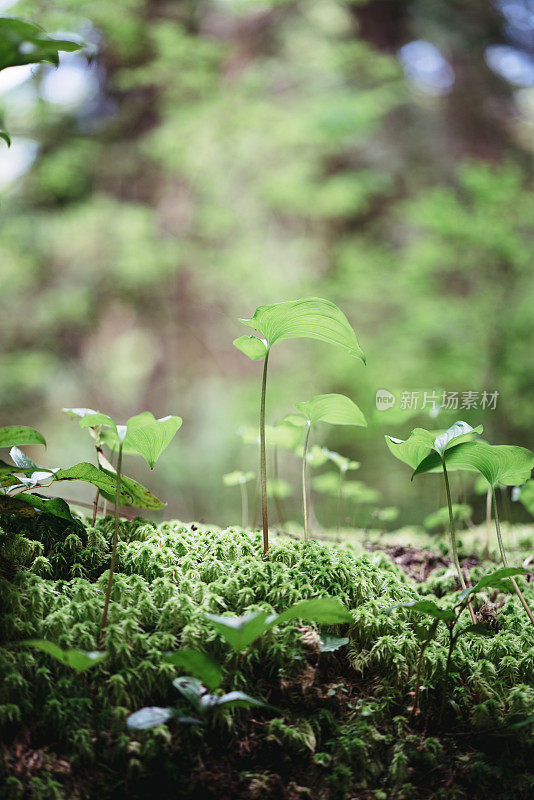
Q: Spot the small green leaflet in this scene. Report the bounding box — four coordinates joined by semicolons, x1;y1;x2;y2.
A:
385;599;456;624
22;640;105;672
457;567;530;603
79;411;182;468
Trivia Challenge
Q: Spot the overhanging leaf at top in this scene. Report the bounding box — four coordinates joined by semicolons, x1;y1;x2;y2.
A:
294;394;367;427
413;441;534;486
235;298;365;361
0;426;46;448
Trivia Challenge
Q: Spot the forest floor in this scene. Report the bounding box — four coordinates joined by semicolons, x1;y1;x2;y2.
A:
1;514;533;800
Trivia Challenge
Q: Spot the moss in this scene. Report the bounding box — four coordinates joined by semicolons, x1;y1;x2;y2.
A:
1;514;533;799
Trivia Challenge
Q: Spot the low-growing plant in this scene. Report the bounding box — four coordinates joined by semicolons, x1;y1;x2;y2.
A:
285;394;366;541
387;566;530;718
223;471;255;528
73;411;182;643
413;439;534;626
386;421;483;622
234;298;365;557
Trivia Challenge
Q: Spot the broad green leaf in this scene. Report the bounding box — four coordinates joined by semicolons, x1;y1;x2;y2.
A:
22;640;105;671
0;130;10;146
0;426;46;448
277;597;353;625
457;567;530;603
16;494;75;522
54;462;165;509
319;634;349;652
385;428;440;469
9;447;39;471
78;412;116;431
214;691;269;710
237;298;365;361
294;394;367;428
165;650;222;691
233;335;268;360
204;610;274;651
223;471;255;487
386;600;455;624
433;421;483;455
424;504;472;531
0;18;82;71
127;707;176;730
413;442;534;486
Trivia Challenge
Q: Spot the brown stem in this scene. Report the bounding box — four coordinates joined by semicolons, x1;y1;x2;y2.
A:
100;442;123;647
259;351;270;558
91;489;100;526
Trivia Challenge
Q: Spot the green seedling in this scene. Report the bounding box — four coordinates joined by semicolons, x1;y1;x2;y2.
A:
223;471;255;528
424;504;472;533
324;449;360;531
387;566;529;719
205;596;353;652
127;673;268;732
285;394;366;541
414;439;534;626
63;407;108;523
234;298;365;557
21;640;106;672
386;421;483;622
76;411;182;644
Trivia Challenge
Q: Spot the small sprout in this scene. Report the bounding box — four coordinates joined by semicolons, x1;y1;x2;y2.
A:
223;471;255;528
286;394;366;541
424;504;472;532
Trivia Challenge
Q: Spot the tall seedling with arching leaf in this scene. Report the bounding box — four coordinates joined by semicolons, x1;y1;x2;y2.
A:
234;298;365;557
285;394;366;541
413;439;534;627
386;421;483;624
77;411;182;644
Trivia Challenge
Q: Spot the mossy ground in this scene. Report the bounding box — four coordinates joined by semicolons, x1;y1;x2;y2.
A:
1;514;533;799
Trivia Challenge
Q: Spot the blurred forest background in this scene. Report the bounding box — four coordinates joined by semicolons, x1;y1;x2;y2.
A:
0;0;533;528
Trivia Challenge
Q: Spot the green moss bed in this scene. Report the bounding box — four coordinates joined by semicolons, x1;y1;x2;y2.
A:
1;515;533;799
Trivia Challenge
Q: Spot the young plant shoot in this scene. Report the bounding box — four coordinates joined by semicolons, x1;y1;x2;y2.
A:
223;471;255;528
285;393;366;541
77;411;182;644
234;298;365;557
324;449;360;531
386;421;483;622
413;439;534;626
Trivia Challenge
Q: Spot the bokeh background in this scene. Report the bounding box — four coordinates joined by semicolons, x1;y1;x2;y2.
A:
1;0;533;528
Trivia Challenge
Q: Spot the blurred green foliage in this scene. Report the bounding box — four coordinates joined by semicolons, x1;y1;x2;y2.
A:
0;0;532;526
